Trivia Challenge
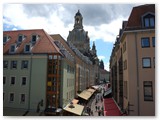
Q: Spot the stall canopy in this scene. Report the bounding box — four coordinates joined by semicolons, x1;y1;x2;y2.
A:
103;98;122;116
63;103;84;116
77;88;95;100
91;85;99;90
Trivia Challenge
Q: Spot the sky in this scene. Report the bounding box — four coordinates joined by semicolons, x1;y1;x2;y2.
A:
3;3;139;71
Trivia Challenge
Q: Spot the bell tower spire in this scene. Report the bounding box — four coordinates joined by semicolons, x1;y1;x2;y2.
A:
92;41;97;57
92;41;96;50
74;10;83;29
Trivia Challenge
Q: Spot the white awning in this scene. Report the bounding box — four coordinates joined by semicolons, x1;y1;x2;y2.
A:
77;88;95;100
91;85;99;90
63;103;84;116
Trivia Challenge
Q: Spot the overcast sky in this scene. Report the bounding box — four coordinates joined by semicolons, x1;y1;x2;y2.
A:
3;4;139;71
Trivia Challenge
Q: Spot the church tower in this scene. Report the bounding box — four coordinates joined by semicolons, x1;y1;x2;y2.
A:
74;10;83;29
67;10;90;54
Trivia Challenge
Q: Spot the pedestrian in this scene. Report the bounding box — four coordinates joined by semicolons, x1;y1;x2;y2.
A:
88;110;90;116
95;106;98;111
101;106;104;111
98;110;101;116
88;107;91;114
98;106;100;111
91;110;93;116
101;110;104;116
101;96;103;102
98;94;99;100
95;99;98;105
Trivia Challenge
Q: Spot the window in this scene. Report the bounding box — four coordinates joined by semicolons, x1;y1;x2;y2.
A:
22;77;27;85
142;58;151;68
24;44;30;52
3;60;8;69
47;86;52;91
32;35;37;43
144;18;149;27
10;93;14;102
123;60;127;70
10;44;16;53
53;55;57;60
67;65;69;73
67;92;68;99
124;81;128;99
3;36;9;44
20;94;25;103
143;14;155;27
152;37;155;47
150;17;155;27
18;35;23;43
141;38;150;48
3;93;5;101
49;55;53;60
52;86;56;92
67;79;69;87
144;81;153;101
11;61;17;69
21;60;28;69
153;57;155;68
123;42;126;53
11;77;15;85
3;76;6;85
3;36;7;43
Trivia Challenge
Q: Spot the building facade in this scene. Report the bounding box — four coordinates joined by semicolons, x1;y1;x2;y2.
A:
110;4;155;116
3;29;75;114
51;34;96;97
3;10;101;116
99;69;110;84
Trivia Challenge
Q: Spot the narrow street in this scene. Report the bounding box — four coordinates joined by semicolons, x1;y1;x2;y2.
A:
90;92;104;116
83;87;104;116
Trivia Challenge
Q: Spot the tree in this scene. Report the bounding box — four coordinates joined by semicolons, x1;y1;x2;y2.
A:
99;60;104;69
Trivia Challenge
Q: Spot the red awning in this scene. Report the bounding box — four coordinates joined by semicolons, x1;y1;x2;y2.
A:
103;98;122;116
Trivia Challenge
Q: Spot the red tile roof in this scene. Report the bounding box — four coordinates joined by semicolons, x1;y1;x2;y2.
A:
3;29;62;55
125;4;155;30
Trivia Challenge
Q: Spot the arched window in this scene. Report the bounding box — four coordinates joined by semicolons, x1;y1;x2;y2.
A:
76;18;79;24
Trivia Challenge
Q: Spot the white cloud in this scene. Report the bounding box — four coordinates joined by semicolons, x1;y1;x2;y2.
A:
3;4;130;73
104;62;110;71
97;56;110;71
3;4;72;40
3;4;127;44
12;28;18;30
85;17;127;43
98;55;105;60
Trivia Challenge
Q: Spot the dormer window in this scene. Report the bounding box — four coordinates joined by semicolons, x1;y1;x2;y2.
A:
3;35;9;44
24;44;31;53
10;44;16;53
142;13;155;28
32;35;36;42
31;35;39;43
18;35;23;43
